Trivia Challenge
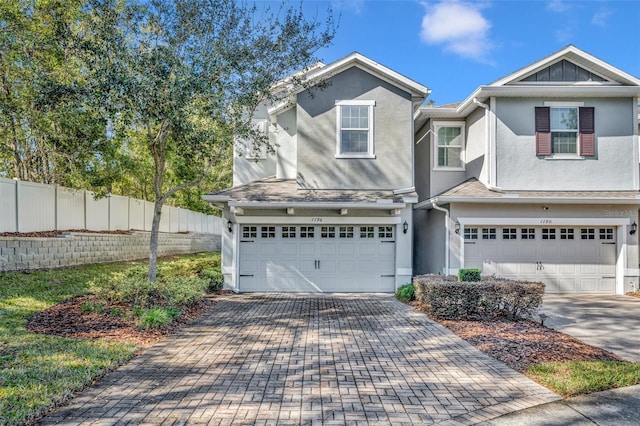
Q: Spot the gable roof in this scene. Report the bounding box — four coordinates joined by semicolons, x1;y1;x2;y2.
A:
415;178;640;209
269;52;430;117
416;45;640;124
490;45;640;87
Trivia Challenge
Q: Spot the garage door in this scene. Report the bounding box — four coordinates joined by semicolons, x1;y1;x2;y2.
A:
464;226;616;293
238;225;396;292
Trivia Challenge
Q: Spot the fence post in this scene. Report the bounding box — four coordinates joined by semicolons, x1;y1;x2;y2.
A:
83;190;87;230
54;184;58;230
14;178;19;232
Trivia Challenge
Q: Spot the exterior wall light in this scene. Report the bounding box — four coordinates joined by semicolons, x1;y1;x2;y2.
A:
455;221;460;234
403;221;408;234
227;220;233;233
630;221;637;235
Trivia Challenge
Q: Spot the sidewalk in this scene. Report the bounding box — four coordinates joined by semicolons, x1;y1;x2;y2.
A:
483;384;640;425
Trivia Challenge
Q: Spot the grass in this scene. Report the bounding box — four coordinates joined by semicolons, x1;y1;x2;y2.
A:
0;252;220;426
527;361;640;397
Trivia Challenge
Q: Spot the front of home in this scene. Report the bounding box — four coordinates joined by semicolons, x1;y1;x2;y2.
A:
206;46;640;294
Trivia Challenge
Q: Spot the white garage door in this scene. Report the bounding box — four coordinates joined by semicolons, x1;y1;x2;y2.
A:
239;225;396;292
464;226;616;293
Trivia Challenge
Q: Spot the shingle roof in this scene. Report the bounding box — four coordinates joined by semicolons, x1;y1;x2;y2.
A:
205;177;416;204
431;178;640;202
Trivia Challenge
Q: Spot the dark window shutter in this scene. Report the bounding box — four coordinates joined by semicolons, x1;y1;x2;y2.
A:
579;107;595;157
535;107;551;156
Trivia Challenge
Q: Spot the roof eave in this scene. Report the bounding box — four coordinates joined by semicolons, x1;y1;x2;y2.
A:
417;195;640;208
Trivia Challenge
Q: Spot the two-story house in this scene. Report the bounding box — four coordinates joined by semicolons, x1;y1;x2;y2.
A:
414;45;640;294
204;54;430;292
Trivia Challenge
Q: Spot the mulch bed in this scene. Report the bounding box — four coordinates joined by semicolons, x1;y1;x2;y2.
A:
27;294;227;346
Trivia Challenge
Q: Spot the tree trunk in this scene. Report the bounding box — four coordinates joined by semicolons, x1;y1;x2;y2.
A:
148;198;163;282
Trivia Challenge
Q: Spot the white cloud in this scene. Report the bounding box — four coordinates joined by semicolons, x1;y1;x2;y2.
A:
420;1;493;62
547;0;571;13
332;0;365;15
591;8;612;26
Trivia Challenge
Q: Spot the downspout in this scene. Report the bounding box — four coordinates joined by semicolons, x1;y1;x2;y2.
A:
431;200;450;275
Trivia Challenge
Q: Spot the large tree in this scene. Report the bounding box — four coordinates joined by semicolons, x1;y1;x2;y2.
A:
84;0;335;281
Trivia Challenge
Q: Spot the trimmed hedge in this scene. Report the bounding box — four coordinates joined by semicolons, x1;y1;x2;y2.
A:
458;268;481;282
414;274;544;320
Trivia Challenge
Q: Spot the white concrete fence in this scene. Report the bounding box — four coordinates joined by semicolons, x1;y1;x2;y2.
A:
0;177;222;234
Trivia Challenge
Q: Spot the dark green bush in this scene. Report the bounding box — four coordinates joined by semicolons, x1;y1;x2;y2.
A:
396;283;415;302
200;268;224;292
137;307;181;330
458;268;481;282
414;274;544;320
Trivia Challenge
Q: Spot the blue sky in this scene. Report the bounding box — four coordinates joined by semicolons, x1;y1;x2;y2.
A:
303;0;640;105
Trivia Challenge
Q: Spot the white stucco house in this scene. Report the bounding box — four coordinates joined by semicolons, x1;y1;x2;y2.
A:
205;45;640;294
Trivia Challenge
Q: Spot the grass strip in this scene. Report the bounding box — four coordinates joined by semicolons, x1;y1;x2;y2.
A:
527;360;640;397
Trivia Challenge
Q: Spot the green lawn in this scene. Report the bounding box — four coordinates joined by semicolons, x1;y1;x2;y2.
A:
0;253;219;425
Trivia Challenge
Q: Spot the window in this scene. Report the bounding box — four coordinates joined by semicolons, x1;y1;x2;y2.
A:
542;228;556;240
339;226;354;238
261;226;275;238
321;226;336;238
482;228;496;240
360;226;375;238
599;228;614;240
336;100;375;158
560;228;574;240
242;226;257;238
282;226;296;238
502;228;517;240
581;228;595;240
521;228;535;240
551;108;578;154
378;226;393;239
434;122;465;169
300;226;315;238
464;228;478;240
535;105;595;157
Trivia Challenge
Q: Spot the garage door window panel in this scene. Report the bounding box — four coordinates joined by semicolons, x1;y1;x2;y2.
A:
339;226;354;238
360;226;375;238
321;226;336;238
242;226;257;238
560;228;575;240
521;228;535;240
482;228;496;240
379;226;393;239
542;228;556;240
464;228;478;240
600;228;614;240
282;226;296;238
261;226;275;238
300;226;315;238
502;228;517;240
581;228;595;240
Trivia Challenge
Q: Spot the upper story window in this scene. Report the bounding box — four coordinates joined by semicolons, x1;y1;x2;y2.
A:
535;104;595;158
551;107;578;154
433;122;465;170
335;100;375;158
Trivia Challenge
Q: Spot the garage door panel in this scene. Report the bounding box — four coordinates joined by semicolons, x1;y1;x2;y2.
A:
239;224;395;292
464;226;617;294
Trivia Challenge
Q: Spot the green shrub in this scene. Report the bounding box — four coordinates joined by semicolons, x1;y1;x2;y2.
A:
137;307;181;330
160;276;208;307
396;283;415;302
458;268;481;282
413;274;544;320
200;268;224;292
80;301;104;313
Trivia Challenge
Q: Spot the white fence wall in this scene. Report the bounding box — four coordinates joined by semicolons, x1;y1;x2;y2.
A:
0;177;222;235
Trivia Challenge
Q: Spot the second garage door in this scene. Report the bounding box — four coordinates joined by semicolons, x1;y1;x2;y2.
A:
238;224;396;292
464;226;616;293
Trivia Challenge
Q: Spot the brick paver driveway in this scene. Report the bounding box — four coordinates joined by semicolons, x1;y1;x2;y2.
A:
42;294;558;425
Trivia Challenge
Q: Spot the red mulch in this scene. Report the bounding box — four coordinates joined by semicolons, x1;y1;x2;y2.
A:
626;292;640;299
27;293;230;347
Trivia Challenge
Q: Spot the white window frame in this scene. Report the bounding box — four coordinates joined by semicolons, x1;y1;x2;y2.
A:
245;120;268;160
544;101;584;160
335;100;375;159
433;121;465;171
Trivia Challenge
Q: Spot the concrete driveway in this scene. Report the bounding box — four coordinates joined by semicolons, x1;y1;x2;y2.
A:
540;294;640;362
42;294;558;425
